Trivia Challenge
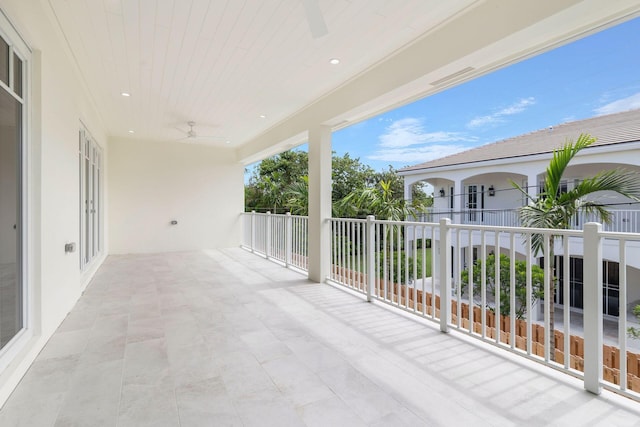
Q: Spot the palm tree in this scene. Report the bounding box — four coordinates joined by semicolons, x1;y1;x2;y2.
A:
512;133;640;360
337;180;429;286
285;176;309;215
338;180;419;220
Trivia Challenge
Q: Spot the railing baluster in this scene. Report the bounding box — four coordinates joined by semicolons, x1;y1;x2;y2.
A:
416;226;425;313
251;211;256;252
495;230;501;345
396;225;401;307
583;222;603;395
383;223;388;301
456;228;461;328
366;216;375;302
468;230;474;332
510;233;516;350
432;227;438;321
439;219;451;332
563;237;570;369
480;231;486;339
526;232;532;356
619;238;628;391
285;213;292;267
543;234;551;363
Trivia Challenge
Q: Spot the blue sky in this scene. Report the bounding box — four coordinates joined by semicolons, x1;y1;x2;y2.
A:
248;16;640;177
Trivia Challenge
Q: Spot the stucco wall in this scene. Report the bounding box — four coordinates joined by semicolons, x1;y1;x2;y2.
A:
108;139;242;254
0;0;108;405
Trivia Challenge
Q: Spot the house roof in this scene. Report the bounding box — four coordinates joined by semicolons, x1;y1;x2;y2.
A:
399;108;640;173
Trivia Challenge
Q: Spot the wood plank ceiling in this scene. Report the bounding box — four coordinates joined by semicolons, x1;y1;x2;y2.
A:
47;0;475;146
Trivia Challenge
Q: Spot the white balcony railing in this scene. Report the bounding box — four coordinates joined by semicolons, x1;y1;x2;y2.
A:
417;208;640;233
241;211;309;272
242;212;640;401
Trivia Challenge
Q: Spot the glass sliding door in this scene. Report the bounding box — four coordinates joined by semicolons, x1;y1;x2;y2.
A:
0;30;25;350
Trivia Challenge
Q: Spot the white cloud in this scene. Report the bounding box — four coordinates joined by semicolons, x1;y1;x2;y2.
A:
467;97;536;129
594;92;640;116
369;117;477;164
379;117;475;148
368;144;469;163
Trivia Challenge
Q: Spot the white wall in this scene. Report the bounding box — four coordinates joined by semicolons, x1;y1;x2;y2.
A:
109;138;242;254
0;0;108;406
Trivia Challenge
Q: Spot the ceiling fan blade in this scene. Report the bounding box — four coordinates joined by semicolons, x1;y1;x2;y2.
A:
301;0;328;38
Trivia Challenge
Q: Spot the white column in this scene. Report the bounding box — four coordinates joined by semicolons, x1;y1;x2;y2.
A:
308;125;332;283
452;179;462;224
404;179;412;203
527;173;538;203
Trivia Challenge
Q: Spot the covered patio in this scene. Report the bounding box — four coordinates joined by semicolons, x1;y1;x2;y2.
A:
1;248;639;426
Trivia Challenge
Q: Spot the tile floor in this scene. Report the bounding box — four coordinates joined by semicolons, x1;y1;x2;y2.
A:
1;248;640;426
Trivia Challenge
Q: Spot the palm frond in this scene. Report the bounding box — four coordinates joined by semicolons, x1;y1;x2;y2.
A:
544;134;595;197
572;168;640;202
509;178;535;203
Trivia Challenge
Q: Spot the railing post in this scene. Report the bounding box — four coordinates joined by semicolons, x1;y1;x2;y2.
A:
266;211;272;259
285;212;292;268
251;210;256;252
583;222;603;395
366;215;376;302
439;218;452;333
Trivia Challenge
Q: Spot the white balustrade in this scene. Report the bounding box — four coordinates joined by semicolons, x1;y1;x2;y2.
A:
240;212;309;272
241;210;640;401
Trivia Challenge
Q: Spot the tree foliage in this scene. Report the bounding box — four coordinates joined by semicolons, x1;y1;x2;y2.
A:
245;150;308;213
245;150;432;215
629;305;640;339
461;254;544;319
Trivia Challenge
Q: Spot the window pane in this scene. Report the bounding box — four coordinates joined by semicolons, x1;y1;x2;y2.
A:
13;53;22;97
0;37;8;86
0;87;23;348
606;261;619;285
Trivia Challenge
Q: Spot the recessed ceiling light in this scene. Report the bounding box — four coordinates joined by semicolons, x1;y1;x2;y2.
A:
225;140;231;144
329;58;340;65
259;114;267;119
128;130;134;134
121;92;131;97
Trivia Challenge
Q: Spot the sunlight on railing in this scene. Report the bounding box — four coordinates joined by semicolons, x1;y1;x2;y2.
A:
242;211;640;401
241;212;309;272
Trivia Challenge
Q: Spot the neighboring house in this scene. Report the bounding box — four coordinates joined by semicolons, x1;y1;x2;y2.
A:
398;109;640;318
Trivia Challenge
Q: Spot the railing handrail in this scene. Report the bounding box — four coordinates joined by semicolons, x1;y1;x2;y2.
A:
417;207;640;233
241;211;309;220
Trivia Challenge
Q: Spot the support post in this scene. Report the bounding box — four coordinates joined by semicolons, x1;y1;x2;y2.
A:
285;212;292;267
439;218;452;332
308;125;332;282
366;215;376;302
583;222;603;394
452;180;461;225
266;211;272;259
251;210;256;252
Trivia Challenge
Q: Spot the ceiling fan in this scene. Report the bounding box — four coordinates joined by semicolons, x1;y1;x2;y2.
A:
301;0;328;38
177;121;228;143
